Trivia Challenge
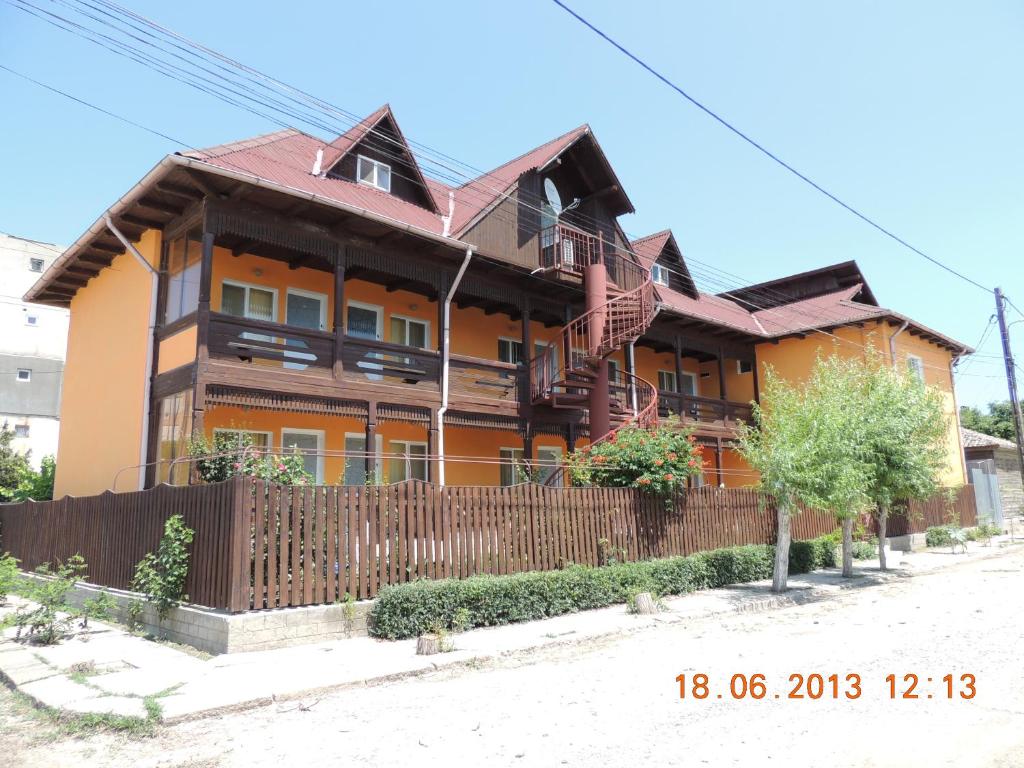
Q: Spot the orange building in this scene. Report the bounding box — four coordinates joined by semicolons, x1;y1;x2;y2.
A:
26;106;970;497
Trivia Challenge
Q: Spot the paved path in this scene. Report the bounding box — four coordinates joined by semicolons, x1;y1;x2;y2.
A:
3;545;1023;767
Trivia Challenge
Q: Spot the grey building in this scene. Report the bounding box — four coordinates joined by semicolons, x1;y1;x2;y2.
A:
962;427;1022;525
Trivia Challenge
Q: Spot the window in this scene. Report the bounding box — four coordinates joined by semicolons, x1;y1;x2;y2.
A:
499;447;524;486
657;370;677;392
736;360;753;375
282;429;324;484
388;440;427;482
14;424;29;438
163;232;201;324
285;289;326;330
356;155;392;192
536;446;563;487
680;371;698;396
221;280;277;322
16;369;31;382
390;315;429;349
25;313;38;327
29;257;44;273
498;338;523;365
651;263;669;286
343;433;383;485
607;358;621;386
906;354;925;383
157;390;193;485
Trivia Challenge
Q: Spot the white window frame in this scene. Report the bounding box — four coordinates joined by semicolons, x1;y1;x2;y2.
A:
736;360;753;375
536;446;563;487
651;263;669;287
390;313;431;349
29;257;44;273
607;358;621;385
657;369;677;392
221;279;279;322
285;287;328;330
498;337;524;365
281;428;325;484
213;428;274;452
345;432;384;483
345;300;384;340
906;354;925;383
16;368;31;383
14;423;30;438
356;154;392;192
499;446;525;486
680;371;698;396
388;440;429;482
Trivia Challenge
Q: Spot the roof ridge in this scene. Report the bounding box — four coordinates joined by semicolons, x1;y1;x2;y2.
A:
459;123;589;190
630;229;673;245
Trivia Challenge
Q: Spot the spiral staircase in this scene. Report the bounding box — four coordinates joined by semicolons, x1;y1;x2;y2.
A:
529;225;660;481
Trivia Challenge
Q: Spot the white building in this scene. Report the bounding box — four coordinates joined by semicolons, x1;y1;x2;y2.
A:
0;232;68;468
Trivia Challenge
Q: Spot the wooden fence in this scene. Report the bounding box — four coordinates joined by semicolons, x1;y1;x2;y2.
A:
0;479;249;611
0;480;976;612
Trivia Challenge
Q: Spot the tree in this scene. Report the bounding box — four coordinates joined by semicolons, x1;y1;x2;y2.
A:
14;455;56;501
0;423;32;502
737;355;874;589
959;401;1020;442
862;359;948;570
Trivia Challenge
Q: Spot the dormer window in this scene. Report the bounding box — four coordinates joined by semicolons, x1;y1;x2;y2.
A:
651;263;670;287
357;155;391;192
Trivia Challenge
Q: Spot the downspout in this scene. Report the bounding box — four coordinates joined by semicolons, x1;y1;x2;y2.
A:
105;215;159;491
888;320;910;368
437;246;474;485
949;350;970;485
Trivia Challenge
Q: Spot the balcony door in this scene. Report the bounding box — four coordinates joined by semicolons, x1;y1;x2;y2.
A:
282;428;324;484
347;301;384;380
284;289;327;370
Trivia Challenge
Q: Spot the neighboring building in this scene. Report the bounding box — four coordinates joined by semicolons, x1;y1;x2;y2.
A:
1;232;68;468
23;106;971;498
962;427;1022;523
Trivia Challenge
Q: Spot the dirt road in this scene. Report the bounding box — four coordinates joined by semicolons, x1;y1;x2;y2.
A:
4;547;1023;768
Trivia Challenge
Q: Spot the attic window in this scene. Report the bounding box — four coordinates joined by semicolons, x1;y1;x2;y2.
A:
357;155;391;192
651;264;669;287
29;258;44;273
737;360;753;375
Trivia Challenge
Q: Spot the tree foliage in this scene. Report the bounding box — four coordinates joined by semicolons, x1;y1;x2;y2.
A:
0;423;32;502
959;401;1020;442
131;514;195;620
189;431;313;485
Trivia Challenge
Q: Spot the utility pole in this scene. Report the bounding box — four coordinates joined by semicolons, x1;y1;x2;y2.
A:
994;287;1024;491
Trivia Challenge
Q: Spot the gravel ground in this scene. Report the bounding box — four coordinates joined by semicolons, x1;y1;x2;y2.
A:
4;547;1023;768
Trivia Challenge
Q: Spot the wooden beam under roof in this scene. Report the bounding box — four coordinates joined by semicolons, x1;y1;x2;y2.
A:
120;213;166;230
155;181;204;201
181;168;222;198
137;197;185;216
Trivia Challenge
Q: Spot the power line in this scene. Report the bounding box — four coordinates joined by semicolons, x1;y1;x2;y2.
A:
549;0;993;295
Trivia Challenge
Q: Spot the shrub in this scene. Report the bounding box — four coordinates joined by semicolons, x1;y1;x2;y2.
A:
6;556;86;644
564;416;706;495
131;515;195;620
190;431;313;485
0;553;20;604
371;536;838;640
851;540;876;560
925;525;955;548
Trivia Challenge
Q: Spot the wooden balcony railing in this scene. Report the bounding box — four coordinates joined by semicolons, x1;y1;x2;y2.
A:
208;313;335;375
448;354;525;405
539;223;646;292
339;337;440;390
657;391;753;426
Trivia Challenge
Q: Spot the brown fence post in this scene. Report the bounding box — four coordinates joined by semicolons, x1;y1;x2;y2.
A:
227;474;252;612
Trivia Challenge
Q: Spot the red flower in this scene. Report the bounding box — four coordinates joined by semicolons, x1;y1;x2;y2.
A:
654;458;664;467
277;463;286;471
667;452;677;461
594;455;608;464
687;435;696;444
233;462;241;469
688;459;697;467
638;477;652;485
663;473;674;481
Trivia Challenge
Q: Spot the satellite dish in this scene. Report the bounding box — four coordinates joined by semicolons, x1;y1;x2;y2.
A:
543;177;562;216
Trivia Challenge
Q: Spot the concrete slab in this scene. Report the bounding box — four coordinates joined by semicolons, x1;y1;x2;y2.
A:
90;667;189;698
19;675;97;708
64;695;149;719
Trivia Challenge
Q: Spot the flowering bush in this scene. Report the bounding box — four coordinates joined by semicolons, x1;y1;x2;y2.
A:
189;432;313;485
565;416;707;495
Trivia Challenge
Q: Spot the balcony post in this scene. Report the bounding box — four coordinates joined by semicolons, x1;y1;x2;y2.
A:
752;356;761;404
333;247;346;379
673;335;685;405
715;438;724;487
520;297;532;400
717;345;728;423
365;401;378;482
427;408;439;484
192;216;215;447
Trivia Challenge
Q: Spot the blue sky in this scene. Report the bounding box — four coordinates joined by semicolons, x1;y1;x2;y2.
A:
1;0;1021;407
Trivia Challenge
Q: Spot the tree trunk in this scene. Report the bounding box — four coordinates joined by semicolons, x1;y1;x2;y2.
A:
877;504;888;571
773;497;791;593
841;517;854;578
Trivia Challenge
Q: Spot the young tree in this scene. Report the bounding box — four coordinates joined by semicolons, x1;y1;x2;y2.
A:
738;356;874;588
862;359;948;570
0;423;32;502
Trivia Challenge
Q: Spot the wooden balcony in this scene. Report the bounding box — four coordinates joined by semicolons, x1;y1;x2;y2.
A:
657;390;753;437
539;223;646;292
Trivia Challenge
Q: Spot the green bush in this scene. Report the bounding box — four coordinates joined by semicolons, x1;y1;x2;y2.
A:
371;536;838;640
0;553;20;604
131;515;195;620
851;540;876;560
925;525;954;548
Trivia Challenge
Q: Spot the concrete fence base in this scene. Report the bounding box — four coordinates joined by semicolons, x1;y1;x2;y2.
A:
19;573;373;655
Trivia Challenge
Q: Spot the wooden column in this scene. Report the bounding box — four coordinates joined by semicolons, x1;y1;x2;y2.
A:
436;275;450;354
565;423;577;454
715;438;724;487
191;224;215;455
333;247;346;379
752;356;761;404
365;401;378;482
522;425;534;471
520;299;532;405
427;408;439;484
717;345;728;400
673;335;684;394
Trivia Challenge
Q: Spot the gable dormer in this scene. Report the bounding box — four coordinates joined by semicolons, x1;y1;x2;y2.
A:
630;230;698;299
323;105;439;212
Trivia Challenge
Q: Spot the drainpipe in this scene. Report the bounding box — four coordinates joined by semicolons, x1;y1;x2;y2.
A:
105;215;159;491
437;246;475;485
888;320;910;368
949;351;970;486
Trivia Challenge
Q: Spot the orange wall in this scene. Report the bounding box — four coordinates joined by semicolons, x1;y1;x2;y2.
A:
55;230;160;497
754;321;965;486
157;325;197;374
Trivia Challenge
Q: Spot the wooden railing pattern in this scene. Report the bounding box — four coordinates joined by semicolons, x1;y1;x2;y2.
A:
448;355;524;405
340;337;440;390
0;482;976;612
658;391;754;425
208;313;335;375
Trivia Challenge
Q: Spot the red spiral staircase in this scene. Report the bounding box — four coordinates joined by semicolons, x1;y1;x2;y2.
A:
529;224;659;482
